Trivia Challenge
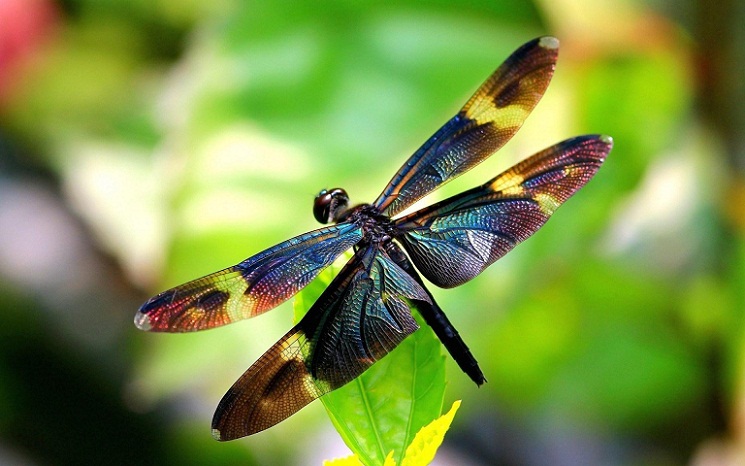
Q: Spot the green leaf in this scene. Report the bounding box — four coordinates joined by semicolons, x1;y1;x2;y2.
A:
294;254;447;466
323;401;462;466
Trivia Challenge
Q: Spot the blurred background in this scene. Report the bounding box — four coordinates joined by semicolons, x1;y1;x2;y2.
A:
1;0;743;465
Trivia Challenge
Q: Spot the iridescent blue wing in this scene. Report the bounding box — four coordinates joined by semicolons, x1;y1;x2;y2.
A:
394;135;612;288
211;245;430;440
372;36;559;218
135;223;362;332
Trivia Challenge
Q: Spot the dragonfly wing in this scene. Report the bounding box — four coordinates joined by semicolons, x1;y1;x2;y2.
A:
211;245;429;440
135;223;363;332
373;36;559;217
395;135;612;288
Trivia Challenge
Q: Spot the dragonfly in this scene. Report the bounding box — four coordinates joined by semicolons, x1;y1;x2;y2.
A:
135;36;612;440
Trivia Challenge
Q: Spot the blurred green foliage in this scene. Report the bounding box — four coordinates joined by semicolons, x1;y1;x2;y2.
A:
1;0;744;465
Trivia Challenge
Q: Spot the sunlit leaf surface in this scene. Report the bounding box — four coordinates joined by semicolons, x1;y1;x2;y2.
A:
401;400;461;466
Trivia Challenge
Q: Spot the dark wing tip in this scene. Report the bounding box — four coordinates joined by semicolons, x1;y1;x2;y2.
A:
211;427;228;442
564;134;613;161
133;311;152;331
515;36;559;56
210;416;262;441
599;134;614;149
134;292;170;331
537;36;559;50
211;405;242;441
134;289;176;331
583;134;614;162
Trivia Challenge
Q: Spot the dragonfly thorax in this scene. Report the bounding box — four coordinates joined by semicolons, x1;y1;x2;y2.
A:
341;203;395;246
314;189;394;245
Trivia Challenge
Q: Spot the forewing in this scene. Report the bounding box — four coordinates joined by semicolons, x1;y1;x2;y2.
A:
373;36;559;217
395;135;612;288
211;246;430;440
135;223;362;332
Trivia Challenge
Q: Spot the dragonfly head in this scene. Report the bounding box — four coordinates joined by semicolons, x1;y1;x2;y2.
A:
314;188;349;224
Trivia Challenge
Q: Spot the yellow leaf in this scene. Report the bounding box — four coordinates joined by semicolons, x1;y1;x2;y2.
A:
324;450;396;466
400;400;462;466
323;454;364;466
323;402;460;466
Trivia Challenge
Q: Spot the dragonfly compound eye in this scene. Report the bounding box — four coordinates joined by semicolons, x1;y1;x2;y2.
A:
313;188;349;224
